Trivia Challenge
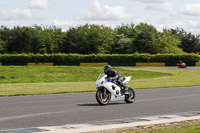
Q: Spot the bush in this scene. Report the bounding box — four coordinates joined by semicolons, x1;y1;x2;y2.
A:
0;53;199;63
150;53;200;62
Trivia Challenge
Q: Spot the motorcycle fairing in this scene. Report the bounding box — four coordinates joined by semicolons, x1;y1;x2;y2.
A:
122;76;131;84
102;82;125;101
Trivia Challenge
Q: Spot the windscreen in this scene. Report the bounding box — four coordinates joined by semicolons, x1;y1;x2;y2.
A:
98;73;106;80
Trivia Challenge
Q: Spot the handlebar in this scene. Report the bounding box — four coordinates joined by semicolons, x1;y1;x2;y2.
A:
107;79;114;83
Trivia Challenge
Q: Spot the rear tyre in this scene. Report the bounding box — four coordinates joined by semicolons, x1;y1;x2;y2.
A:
124;87;135;103
96;89;110;105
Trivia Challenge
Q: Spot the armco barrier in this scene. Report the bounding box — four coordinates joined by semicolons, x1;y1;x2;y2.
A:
166;62;196;66
184;62;196;66
165;63;178;66
0;62;199;66
2;63;27;66
196;62;200;66
136;62;165;67
80;63;107;67
109;62;136;66
54;63;80;66
28;63;53;66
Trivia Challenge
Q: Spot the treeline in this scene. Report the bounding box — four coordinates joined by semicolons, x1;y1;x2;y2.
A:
0;23;200;54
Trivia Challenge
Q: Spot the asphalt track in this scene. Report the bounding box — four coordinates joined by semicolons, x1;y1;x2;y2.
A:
0;86;200;130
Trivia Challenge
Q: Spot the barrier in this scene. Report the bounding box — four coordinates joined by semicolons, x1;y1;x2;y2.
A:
196;62;200;66
1;62;199;66
80;63;107;67
28;63;53;66
109;62;136;66
136;62;165;67
54;63;80;66
2;63;27;66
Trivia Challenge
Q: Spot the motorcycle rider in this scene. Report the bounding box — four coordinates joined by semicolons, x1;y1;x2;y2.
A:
177;60;186;68
103;65;129;94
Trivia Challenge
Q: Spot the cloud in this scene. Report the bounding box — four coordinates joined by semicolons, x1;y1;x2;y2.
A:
53;20;73;28
30;0;49;9
156;6;200;35
180;4;200;16
0;20;19;28
131;0;168;4
156;22;185;31
76;0;130;21
0;9;32;20
131;0;172;12
186;20;200;29
157;18;200;35
158;3;200;32
145;3;172;11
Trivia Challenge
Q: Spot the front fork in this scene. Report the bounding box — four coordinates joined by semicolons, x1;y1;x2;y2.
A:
102;88;107;99
120;85;128;95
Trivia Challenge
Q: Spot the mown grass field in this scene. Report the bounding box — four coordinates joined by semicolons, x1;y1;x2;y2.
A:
107;119;200;133
0;66;172;83
133;123;200;133
0;66;200;96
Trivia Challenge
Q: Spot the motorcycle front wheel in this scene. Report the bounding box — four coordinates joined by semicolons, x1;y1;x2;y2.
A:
96;88;110;105
124;87;135;103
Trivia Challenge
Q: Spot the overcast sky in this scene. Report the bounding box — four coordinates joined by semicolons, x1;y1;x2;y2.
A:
0;0;200;34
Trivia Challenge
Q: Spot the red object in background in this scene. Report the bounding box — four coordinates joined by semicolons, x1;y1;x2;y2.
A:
177;63;187;69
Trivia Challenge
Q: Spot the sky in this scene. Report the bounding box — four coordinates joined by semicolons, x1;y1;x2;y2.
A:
0;0;200;34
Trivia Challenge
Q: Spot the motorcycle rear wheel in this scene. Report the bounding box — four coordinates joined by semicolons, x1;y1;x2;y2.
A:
124;87;135;103
96;89;110;105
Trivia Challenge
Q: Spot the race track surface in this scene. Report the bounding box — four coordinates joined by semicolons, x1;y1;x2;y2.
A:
0;86;200;130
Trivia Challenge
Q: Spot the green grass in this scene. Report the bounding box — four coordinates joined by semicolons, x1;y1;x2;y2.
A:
132;123;200;133
0;66;200;96
127;67;200;89
0;66;171;83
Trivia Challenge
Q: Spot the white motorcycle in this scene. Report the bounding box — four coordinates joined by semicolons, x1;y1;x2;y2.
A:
95;73;135;105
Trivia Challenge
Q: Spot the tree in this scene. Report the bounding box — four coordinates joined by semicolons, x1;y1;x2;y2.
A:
114;23;136;38
158;30;183;54
1;26;38;53
173;28;200;53
0;28;6;53
113;34;132;54
62;24;114;54
131;23;158;54
132;23;183;54
0;24;198;54
0;26;64;54
96;25;115;53
62;27;82;53
113;24;136;54
34;26;64;53
0;26;12;53
0;38;5;53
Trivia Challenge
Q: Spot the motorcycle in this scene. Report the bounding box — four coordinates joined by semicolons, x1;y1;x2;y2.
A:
95;73;135;105
177;63;187;69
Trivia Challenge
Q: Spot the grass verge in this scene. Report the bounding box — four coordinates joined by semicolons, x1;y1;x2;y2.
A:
90;119;200;133
0;66;200;96
127;67;200;89
0;66;171;83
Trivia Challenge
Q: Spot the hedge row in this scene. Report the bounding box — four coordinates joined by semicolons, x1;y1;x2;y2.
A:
0;53;199;63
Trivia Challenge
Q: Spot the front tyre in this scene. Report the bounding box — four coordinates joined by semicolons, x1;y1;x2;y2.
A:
124;87;135;103
96;89;110;105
